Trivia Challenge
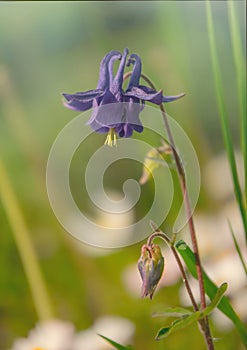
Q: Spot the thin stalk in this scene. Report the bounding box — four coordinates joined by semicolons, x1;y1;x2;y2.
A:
0;157;53;321
140;74;207;310
227;0;247;207
141;77;214;349
123;70;214;349
148;223;214;349
148;224;198;312
206;0;247;239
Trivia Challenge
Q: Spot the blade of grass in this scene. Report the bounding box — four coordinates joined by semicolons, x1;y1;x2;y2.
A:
228;221;247;276
99;334;133;350
206;0;247;240
0;157;53;321
227;1;247;207
176;240;247;346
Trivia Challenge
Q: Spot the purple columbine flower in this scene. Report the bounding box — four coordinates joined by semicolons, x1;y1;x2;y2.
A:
86;48;131;143
62;48;185;145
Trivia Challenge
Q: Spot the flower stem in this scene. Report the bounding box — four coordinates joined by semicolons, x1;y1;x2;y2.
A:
148;222;198;311
139;74;214;350
141;74;207;306
124;69;214;349
148;223;215;349
0;157;53;321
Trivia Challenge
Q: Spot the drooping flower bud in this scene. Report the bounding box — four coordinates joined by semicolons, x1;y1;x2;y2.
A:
138;243;165;299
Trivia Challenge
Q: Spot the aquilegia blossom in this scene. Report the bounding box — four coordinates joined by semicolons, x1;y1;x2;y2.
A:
63;48;184;145
138;243;165;299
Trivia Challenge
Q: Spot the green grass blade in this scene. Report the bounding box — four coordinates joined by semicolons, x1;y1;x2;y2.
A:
206;0;247;240
0;157;53;321
227;0;247;207
228;221;247;276
99;334;133;350
176;240;247;346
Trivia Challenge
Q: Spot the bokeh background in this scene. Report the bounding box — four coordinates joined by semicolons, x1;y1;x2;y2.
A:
0;1;246;349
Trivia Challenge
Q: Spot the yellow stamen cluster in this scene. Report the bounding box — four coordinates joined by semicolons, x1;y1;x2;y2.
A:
104;128;117;146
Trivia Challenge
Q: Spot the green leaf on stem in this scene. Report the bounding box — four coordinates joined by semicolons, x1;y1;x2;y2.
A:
153;306;193;318
156;283;227;340
176;240;247;346
98;334;134;350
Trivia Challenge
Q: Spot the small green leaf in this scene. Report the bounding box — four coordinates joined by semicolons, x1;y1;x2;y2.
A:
153;307;193;318
176;240;247;347
200;282;228;318
99;334;133;350
155;283;227;340
156;313;199;340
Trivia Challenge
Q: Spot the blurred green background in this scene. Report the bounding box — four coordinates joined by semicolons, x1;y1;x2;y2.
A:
0;1;246;349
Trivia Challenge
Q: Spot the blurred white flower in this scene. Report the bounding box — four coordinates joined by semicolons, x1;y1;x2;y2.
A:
10;319;75;350
68;190;135;256
10;316;135;350
203;151;244;202
72;316;135;350
121;263;141;298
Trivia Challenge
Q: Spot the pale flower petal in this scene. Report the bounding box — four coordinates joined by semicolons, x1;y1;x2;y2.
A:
73;316;135;350
10;319;75;350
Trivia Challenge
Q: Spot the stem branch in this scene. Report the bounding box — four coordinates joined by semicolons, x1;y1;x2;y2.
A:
141;75;214;349
148;224;198;311
124;69;214;349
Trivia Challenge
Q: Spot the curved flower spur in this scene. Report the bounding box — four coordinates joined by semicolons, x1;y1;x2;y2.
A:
62;48;185;145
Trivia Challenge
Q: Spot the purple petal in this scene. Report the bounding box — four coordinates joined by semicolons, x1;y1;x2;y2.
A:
110;48;129;97
117;124;134;138
117;122;143;137
87;93;125;128
115;101;144;137
97;50;122;90
126;53;142;89
87;116;110;134
100;89;118;105
125;85;163;105
162;92;185;102
62;89;106;112
63;99;93;112
62;89;102;102
130;123;143;133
